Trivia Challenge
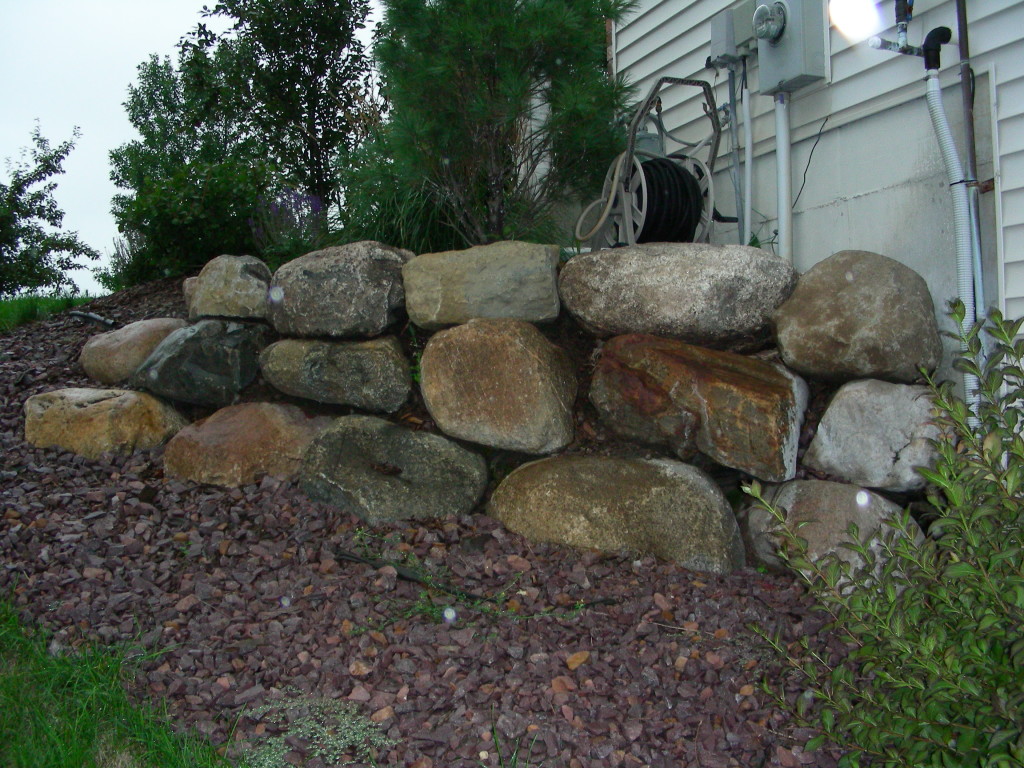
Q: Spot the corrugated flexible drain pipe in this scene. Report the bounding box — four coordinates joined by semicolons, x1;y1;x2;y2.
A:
923;26;980;421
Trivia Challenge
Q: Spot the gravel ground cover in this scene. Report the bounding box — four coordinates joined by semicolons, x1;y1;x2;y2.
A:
0;278;846;767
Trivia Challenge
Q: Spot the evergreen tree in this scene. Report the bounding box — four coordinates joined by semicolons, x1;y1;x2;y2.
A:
370;0;635;245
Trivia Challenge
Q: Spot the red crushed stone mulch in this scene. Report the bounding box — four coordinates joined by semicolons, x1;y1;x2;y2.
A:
0;277;848;767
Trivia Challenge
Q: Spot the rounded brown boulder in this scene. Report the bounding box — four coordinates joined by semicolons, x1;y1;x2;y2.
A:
163;403;331;487
773;250;942;382
489;455;745;574
79;318;187;384
419;318;576;454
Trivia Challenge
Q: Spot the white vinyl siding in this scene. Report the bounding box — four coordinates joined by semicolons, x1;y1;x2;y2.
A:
615;0;1024;321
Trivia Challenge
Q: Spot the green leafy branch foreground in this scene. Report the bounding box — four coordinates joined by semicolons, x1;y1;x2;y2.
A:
746;302;1024;767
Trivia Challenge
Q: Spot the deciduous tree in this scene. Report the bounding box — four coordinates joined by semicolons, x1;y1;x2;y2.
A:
1;126;98;297
185;0;380;207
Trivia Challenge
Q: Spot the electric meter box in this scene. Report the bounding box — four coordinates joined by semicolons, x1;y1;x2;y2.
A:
710;0;757;65
755;0;827;94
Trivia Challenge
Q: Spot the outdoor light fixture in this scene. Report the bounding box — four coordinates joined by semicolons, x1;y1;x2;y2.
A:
828;0;883;43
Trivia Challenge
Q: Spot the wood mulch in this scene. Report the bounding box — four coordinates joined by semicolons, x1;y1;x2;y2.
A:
0;277;847;767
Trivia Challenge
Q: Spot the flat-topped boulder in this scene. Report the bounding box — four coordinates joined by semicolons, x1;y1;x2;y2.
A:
590;335;807;482
260;337;411;412
132;319;268;407
490;455;745;573
163;403;331;487
23;388;188;460
773;250;942;382
299;415;488;524
188;254;271;321
268;241;413;338
804;379;939;491
558;243;797;349
79;318;187;384
419;318;576;453
403;240;560;329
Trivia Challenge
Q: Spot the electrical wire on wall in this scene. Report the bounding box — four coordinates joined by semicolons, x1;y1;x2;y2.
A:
792;115;829;209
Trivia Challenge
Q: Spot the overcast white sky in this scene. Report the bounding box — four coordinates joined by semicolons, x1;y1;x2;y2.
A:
0;1;379;296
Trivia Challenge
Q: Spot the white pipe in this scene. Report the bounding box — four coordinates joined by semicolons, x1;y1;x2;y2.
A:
926;69;980;418
774;92;792;262
742;84;753;246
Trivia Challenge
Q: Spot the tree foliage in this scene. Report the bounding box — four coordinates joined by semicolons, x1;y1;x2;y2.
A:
1;126;98;297
108;53;271;284
357;0;635;247
184;0;380;207
108;0;377;287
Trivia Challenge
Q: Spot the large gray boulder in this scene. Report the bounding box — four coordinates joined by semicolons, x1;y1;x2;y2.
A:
189;254;271;321
268;242;413;338
79;318;187;384
403;240;560;329
419;319;576;453
490;455;745;573
773;250;943;382
741;479;923;581
804;379;939;491
260;337;411;412
24;388;188;460
132;319;268;407
558;243;797;349
299;415;488;524
164;403;331;487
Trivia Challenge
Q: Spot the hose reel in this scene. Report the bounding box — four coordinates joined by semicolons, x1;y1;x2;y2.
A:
576;77;722;249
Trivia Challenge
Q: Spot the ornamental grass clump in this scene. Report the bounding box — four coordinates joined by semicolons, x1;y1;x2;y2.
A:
746;303;1024;767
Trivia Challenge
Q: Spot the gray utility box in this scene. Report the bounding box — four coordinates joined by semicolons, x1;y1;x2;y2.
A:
756;0;828;94
710;0;757;65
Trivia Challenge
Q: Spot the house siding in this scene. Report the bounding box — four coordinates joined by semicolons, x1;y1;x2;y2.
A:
614;0;1024;322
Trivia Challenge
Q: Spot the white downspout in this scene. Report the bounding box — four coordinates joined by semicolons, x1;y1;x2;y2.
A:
774;92;792;261
926;67;980;418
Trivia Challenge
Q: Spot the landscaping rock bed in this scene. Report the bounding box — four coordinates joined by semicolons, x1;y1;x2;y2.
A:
0;277;846;767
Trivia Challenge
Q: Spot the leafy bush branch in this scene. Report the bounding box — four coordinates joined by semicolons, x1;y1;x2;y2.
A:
745;302;1024;767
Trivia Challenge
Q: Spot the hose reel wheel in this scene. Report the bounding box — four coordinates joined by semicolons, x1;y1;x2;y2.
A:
594;153;713;248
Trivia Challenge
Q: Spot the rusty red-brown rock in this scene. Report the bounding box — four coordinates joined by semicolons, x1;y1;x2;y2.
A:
163;402;331;487
79;318;188;384
590;335;807;482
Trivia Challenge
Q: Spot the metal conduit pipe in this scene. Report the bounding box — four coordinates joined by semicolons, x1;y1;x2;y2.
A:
774;92;792;262
742;82;753;246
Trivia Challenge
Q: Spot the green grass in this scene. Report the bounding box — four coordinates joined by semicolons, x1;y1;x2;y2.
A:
0;600;232;768
0;292;94;333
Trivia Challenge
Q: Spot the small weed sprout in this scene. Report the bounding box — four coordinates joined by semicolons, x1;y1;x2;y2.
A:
241;694;396;768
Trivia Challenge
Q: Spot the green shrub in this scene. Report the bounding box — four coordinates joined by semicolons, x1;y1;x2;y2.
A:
746;302;1024;767
249;188;338;271
109;157;273;287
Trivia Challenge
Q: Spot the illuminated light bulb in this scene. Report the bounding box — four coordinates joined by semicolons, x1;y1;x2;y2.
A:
829;0;884;43
856;490;870;507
